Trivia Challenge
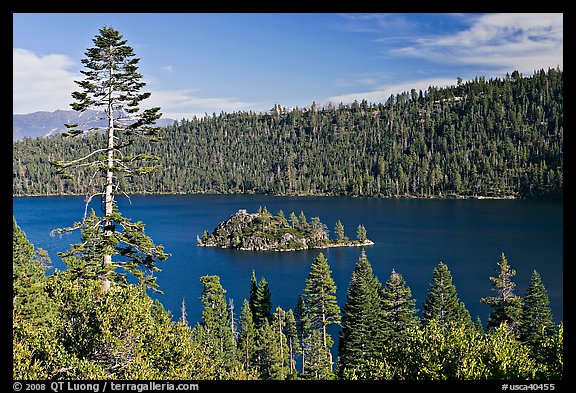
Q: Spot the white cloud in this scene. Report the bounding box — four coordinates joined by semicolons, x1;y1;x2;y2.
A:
162;65;173;73
392;13;563;73
328;78;457;105
146;89;258;120
13;48;256;120
13;48;79;114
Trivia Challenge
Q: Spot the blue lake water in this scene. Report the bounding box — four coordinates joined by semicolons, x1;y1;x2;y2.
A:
13;194;563;352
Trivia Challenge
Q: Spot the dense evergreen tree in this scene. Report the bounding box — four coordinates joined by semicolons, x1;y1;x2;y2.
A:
253;277;272;327
237;299;257;372
337;250;383;379
283;309;301;377
15;68;563;200
302;253;341;366
300;329;334;380
293;295;308;375
13;217;56;327
538;322;563;379
253;319;286;380
520;270;555;362
422;261;473;328
197;275;238;372
249;270;258;319
481;253;523;336
380;269;418;345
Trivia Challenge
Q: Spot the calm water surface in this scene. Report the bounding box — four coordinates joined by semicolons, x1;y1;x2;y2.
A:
13;195;563;334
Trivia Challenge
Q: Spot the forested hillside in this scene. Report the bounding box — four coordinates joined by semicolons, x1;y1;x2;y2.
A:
13;68;563;199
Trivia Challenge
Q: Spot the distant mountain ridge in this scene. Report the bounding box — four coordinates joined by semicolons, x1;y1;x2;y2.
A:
13;110;175;141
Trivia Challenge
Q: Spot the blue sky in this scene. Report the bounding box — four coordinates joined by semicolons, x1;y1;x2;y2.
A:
13;13;563;120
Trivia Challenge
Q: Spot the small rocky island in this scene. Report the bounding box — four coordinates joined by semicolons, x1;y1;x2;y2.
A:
197;207;374;251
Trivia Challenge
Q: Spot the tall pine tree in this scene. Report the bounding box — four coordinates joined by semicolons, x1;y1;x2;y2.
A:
50;26;169;291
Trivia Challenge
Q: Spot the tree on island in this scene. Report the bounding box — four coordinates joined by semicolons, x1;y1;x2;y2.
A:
334;220;346;241
356;225;367;242
50;26;169;291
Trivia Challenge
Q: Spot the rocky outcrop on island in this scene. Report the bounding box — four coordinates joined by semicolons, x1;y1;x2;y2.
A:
197;208;374;251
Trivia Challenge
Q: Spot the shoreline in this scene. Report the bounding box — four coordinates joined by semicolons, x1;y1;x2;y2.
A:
198;239;375;252
12;191;528;201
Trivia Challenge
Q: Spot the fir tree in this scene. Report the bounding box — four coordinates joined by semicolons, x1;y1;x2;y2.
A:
249;270;258;319
298;211;308;230
520;270;554;362
272;307;290;379
237;299;256;372
337;250;383;379
302;253;341;368
253;277;272;327
198;275;237;370
301;329;334;380
380;269;418;343
254;319;286;380
283;309;301;377
481;252;523;336
13;218;56;327
294;295;308;375
422;262;473;328
49;26;169;291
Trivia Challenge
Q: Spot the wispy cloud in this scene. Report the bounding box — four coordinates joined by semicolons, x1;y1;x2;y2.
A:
392;13;563;73
336;13;418;35
328;13;562;105
146;89;257;120
13;48;79;114
162;65;173;73
328;78;457;104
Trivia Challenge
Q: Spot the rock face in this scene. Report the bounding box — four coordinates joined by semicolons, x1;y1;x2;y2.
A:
198;208;373;251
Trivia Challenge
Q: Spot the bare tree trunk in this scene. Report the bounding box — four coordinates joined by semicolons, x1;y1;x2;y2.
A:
102;49;114;292
289;338;294;373
301;342;305;376
229;299;235;337
321;298;334;368
278;312;284;369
